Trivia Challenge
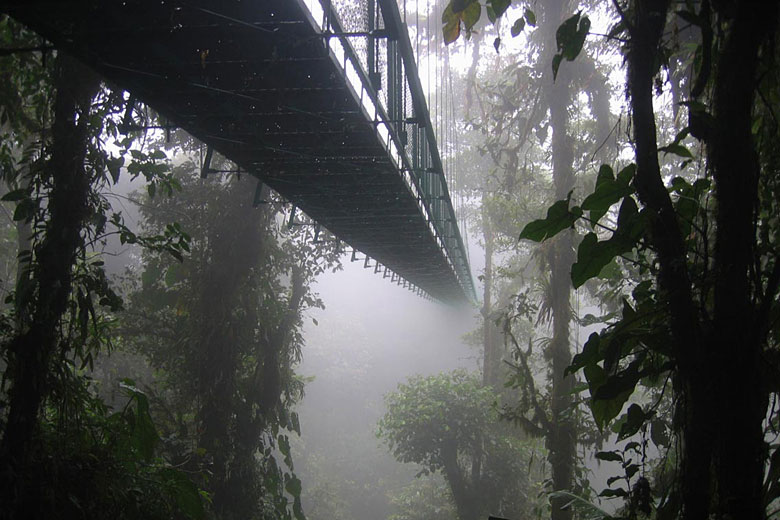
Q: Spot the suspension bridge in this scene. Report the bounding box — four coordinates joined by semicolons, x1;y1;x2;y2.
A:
0;0;475;303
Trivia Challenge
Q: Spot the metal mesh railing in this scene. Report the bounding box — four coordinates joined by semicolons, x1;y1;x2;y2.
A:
298;0;475;302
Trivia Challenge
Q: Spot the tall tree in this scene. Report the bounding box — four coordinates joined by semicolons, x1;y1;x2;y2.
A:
0;37;195;517
519;0;780;517
124;157;340;519
622;1;779;516
540;2;577;517
0;53;100;508
379;370;536;520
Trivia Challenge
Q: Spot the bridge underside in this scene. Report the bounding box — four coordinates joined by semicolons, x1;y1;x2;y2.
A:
1;0;473;303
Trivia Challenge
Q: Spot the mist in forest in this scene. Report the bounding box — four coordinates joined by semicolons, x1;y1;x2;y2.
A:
294;262;476;519
1;0;780;519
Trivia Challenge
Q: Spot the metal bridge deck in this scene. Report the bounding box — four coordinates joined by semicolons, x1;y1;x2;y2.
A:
0;0;476;303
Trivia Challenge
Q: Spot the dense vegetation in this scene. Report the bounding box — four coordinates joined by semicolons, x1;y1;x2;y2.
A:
1;0;780;519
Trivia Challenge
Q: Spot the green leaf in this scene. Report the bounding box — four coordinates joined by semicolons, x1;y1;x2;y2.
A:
13;198;36;222
290;411;301;435
523;8;536;26
461;1;481;30
107;156;124;184
552;54;563;80
599;488;628;498
133;391;159;460
568;332;601;375
487;5;497;23
572;196;646;288
582;165;634;224
1;188;28;201
547;491;614;519
651;419;669;447
618;403;647;440
493;37;501;52
519;198;582;242
164;264;182;286
616;163;636;185
659;142;693;159
488;0;511;19
450;0;469;12
595;451;623;462
571;233;617;288
593;366;640;402
285;475;302;497
293;496;305;520
160;469;204;519
443;20;461;44
584;363;634;430
279;434;291;457
442;4;461;44
556;12;590;61
511;17;525;37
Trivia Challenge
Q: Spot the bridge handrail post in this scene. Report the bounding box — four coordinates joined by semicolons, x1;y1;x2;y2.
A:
376;0;475;302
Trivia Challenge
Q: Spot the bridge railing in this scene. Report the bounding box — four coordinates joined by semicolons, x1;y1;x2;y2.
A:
298;0;476;303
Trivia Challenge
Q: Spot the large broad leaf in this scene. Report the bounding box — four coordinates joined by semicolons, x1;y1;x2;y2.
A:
547;491;614;520
519;198;582;242
571;197;646;288
593;362;641;402
120;380;160;461
618;403;649;440
442;5;461;44
133;391;159;461
552;12;590;79
571;233;618;288
285;475;303;497
670;176;710;236
591;388;632;431
160;469;205;519
567;332;601;375
594;451;622;462
581;164;635;225
584;363;634;430
488;0;511;20
511;17;525;36
524;8;537;26
659;143;693;159
461;1;481;30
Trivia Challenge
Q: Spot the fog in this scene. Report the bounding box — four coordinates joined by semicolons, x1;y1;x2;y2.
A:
295;260;478;519
3;0;765;517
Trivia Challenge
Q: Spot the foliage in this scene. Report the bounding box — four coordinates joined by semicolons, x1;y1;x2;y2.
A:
119;153;341;520
378;370;536;520
516;0;780;517
0;17;196;518
387;475;457;520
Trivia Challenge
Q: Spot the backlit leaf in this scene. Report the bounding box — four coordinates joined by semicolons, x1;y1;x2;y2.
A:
461;1;481;30
519;198;581;242
524;8;536;26
489;0;511;19
511;17;525;36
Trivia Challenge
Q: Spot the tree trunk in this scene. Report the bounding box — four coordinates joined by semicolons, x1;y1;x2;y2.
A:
625;1;778;517
708;2;776;517
543;1;577;517
0;54;100;514
194;177;270;517
481;193;502;389
442;444;480;520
